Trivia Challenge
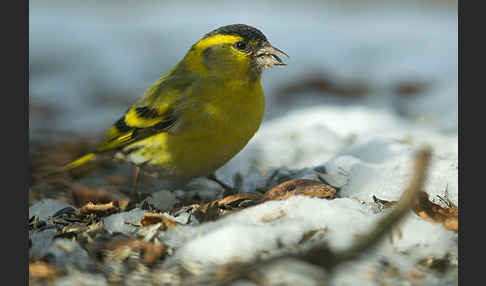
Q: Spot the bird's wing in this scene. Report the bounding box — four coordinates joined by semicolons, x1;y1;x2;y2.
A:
94;106;177;153
94;72;192;153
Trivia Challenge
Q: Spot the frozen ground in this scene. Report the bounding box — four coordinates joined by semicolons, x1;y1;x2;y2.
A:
29;0;457;285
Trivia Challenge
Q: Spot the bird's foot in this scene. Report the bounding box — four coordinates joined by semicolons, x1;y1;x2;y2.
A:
207;173;236;197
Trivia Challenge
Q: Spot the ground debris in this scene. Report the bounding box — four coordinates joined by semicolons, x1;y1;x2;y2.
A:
190;180;336;223
77;201;120;217
417;252;458;273
372;195;397;209
72;187;129;209
104;238;168;266
194;193;261;222
261;179;336;202
29;261;63;282
373;190;458;233
26;142;456;285
140;212;180;230
412;191;458;232
194;200;222;222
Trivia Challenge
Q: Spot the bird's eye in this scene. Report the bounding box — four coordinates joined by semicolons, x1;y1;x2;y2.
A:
235;41;247;50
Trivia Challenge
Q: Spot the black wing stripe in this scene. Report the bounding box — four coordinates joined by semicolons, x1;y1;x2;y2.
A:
135;106;160;119
114;117;131;132
152;115;178;131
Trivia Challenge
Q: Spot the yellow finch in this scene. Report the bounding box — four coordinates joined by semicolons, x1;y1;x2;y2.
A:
62;24;287;190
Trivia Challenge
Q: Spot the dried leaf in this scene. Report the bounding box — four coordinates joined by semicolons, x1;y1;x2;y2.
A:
443;217;458;232
373;195;397;208
86;220;104;236
200;194;261;213
105;238;136;262
29;261;62;281
195;200;222;222
195;194;261;222
118;199;130;211
141;213;163;226
140;242;167;265
77;201;119;217
171;204;200;217
417;253;457;273
412;191;458;232
262;179;336;202
61;223;88;235
140;213;180;230
105;238;167;266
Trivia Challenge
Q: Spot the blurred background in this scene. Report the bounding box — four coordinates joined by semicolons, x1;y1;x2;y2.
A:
29;0;458;136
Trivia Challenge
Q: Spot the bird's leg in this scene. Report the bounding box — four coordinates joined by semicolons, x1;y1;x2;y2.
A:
130;166;143;202
207;173;235;197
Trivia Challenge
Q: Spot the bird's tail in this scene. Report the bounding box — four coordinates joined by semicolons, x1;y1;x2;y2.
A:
42;153;98;178
61;153;97;171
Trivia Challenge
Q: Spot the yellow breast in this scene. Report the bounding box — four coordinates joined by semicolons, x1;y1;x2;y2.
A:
124;78;265;182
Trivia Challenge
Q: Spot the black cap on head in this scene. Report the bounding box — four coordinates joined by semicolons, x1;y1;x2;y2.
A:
204;24;268;43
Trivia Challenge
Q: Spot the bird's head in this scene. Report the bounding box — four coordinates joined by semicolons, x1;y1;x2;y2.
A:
184;24;287;81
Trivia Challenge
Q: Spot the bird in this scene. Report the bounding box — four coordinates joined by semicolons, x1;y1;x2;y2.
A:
59;24;287;199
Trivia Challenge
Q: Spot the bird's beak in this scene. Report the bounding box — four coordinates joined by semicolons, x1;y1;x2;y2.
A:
255;44;288;68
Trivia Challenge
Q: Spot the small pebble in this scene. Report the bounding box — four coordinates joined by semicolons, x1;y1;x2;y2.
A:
141;190;178;212
103;208;146;235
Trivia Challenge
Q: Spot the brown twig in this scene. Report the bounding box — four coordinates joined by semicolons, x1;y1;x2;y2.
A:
303;147;432;268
